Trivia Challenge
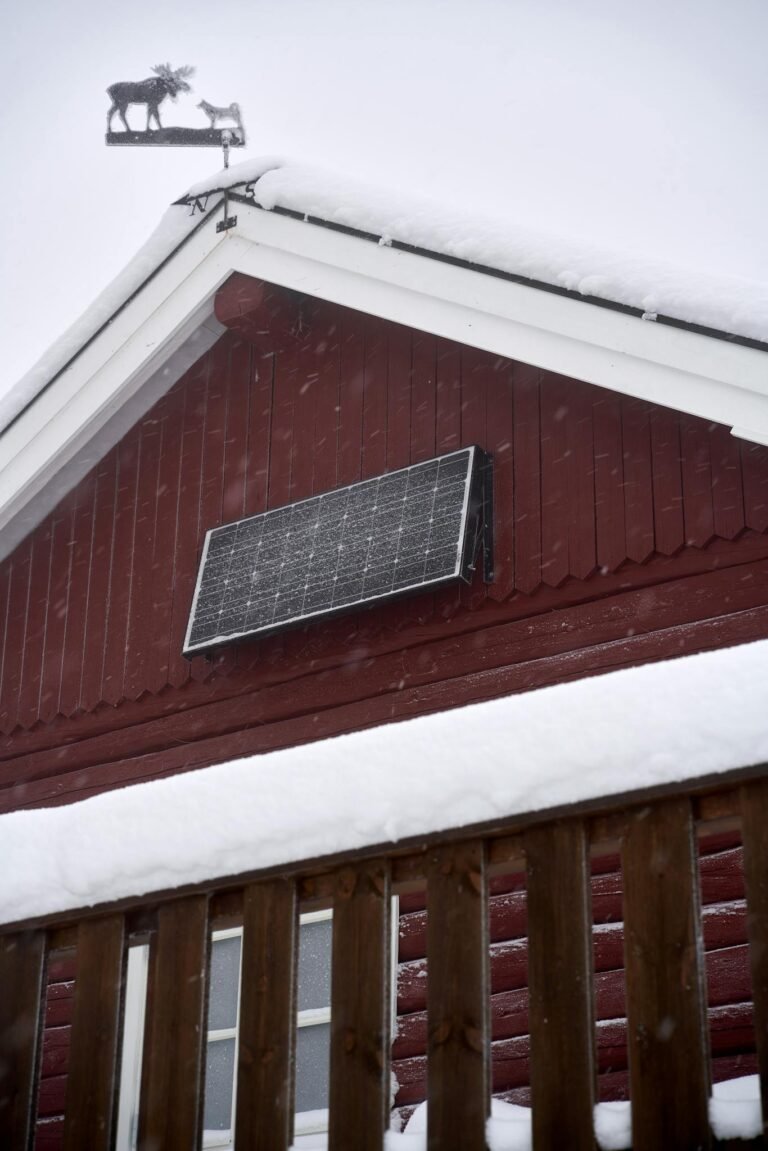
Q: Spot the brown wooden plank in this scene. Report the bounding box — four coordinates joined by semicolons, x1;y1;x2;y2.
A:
102;432;140;706
622;397;655;564
329;862;391;1151
622;798;711;1151
235;880;297;1151
0;930;46;1150
245;345;274;516
15;517;52;730
124;415;163;700
63;915;125;1151
426;841;489;1151
147;391;185;694
411;332;436;465
513;363;542;594
41;506;76;724
435;338;461;456
539;372;570;586
191;339;230;684
740;778;768;1140
567;382;597;582
79;453;118;713
312;302;342;495
0;559;11;730
0;537;32;733
222;337;252;523
460;349;490;610
592;389;626;573
167;358;210;689
525;820;596;1150
682;415;715;548
337;311;365;488
741;441;768;533
650;406;684;555
138;896;209;1150
711;423;745;541
487;366;515;601
362;317;388;479
59;475;97;717
386;323;412;471
290;317;320;505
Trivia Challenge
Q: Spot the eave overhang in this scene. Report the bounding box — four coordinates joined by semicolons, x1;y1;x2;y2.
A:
1;192;767;562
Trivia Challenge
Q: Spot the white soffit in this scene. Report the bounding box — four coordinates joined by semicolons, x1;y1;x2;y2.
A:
1;197;767;561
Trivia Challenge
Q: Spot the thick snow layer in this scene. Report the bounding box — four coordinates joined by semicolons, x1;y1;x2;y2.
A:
287;1080;764;1151
1;639;767;927
0;159;286;437
187;155;768;343
246;162;768;344
710;1074;764;1141
4;140;768;437
0;203;213;436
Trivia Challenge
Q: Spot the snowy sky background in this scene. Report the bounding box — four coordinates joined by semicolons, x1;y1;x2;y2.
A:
1;0;766;394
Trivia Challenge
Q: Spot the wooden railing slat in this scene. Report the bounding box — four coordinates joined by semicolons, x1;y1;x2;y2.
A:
328;861;391;1151
63;915;125;1151
138;896;209;1151
525;819;596;1150
740;779;768;1141
235;879;298;1151
427;841;489;1151
0;930;46;1151
623;798;711;1151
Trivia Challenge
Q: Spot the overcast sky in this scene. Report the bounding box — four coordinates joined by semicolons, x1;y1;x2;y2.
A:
2;0;767;395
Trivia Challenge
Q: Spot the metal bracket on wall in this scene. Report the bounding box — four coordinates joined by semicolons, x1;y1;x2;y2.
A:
482;451;494;583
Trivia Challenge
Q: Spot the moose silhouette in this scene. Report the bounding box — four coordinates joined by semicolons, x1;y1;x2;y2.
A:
107;64;195;132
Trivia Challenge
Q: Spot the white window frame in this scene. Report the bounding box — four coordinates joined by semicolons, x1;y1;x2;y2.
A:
203;926;244;1148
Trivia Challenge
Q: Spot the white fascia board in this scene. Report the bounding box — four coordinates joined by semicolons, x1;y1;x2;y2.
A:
2;199;768;561
0;209;230;560
227;207;768;444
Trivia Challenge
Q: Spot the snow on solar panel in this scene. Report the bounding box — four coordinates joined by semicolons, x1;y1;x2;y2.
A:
183;446;491;656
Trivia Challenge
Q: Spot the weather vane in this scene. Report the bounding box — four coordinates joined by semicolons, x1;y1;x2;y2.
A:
105;64;245;167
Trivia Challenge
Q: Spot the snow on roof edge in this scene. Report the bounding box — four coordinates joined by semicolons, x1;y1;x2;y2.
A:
1;638;766;928
4;153;767;444
0;156;285;438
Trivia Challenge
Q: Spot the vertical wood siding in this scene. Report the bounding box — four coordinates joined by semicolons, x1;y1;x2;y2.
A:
1;285;768;742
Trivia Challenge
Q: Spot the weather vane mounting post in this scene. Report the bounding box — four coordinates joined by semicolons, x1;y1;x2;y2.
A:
105;64;246;168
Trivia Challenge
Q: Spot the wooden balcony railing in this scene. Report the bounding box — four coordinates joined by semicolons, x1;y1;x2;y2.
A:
1;772;767;1151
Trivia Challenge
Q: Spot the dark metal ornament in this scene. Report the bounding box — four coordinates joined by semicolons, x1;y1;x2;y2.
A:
105;64;246;149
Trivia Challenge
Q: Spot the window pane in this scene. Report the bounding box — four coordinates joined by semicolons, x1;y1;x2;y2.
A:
297;919;332;1011
296;1022;330;1114
209;935;241;1031
203;1037;236;1131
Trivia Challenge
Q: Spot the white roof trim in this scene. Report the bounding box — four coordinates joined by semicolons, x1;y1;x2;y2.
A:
1;196;767;560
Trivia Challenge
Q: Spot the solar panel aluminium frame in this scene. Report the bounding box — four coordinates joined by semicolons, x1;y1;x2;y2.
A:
183;445;492;657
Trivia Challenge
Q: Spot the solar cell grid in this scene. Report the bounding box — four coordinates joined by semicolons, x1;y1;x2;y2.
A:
184;446;489;656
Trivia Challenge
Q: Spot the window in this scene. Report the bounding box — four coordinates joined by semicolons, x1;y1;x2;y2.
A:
117;901;397;1150
203;911;334;1148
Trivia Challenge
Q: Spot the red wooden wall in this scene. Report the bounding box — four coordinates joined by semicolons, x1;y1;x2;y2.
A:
2;275;768;816
3;272;765;1146
393;830;756;1121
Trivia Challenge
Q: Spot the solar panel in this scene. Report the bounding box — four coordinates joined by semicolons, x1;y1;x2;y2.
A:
183;446;492;657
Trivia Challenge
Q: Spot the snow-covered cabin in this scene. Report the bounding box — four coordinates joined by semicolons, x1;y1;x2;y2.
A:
1;160;767;1151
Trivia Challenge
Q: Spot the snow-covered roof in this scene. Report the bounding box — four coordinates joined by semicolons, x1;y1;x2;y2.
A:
2;157;768;561
187;158;768;346
1;638;766;928
4;156;767;440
